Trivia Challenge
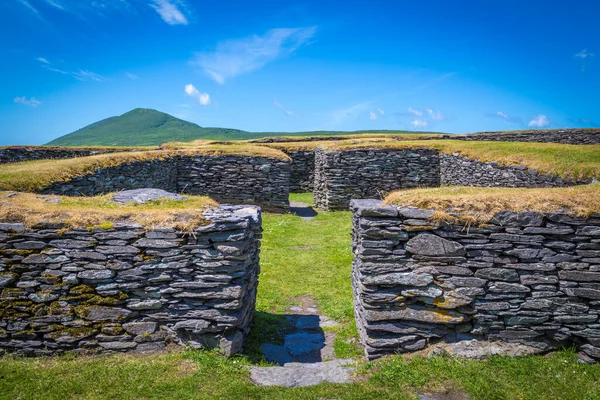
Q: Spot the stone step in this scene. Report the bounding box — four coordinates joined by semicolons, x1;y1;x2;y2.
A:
248;359;355;387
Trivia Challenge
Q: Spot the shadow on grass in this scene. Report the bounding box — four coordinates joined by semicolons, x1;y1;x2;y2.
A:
243;311;327;365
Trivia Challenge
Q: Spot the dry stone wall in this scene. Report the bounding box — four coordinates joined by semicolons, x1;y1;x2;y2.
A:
0;147;132;164
280;150;315;193
177;155;290;211
440;129;600;144
351;199;600;362
440;154;593;187
313;148;440;211
42;154;291;212
0;205;261;357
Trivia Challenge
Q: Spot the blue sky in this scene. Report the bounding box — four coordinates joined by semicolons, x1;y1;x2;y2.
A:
1;0;599;145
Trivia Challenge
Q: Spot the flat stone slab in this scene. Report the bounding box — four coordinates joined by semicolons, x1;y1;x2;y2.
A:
289;202;318;220
112;189;188;204
248;359;355;387
427;340;545;360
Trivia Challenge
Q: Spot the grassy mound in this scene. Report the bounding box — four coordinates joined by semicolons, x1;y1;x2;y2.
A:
384;184;600;224
0;145;290;192
0;192;217;230
321;139;600;181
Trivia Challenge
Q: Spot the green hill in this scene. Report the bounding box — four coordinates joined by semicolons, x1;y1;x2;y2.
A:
46;108;440;146
46;108;248;146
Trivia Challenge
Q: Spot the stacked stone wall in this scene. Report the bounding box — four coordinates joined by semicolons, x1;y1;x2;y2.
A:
282;150;315;192
0;205;261;357
42;155;290;212
439;129;600;144
351;199;600;362
440;154;592;187
0;147;134;164
313;148;440;211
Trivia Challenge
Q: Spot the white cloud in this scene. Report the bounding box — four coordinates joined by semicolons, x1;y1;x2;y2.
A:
193;26;317;84
72;69;106;82
273;98;293;116
369;111;378;120
36;57;49;64
14;96;41;107
184;84;210;105
426;109;444;120
150;0;188;25
528;114;550;128
44;0;65;10
496;111;510;119
408;107;423;117
377;108;384;115
410;119;428;128
17;0;43;19
126;72;138;80
575;49;594;59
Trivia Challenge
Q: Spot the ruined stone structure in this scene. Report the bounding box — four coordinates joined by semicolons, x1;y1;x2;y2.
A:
0;205;261;357
440;154;593;187
42;155;291;212
351;199;600;362
278;150;315;193
440;129;600;144
313;148;440;211
0;146;135;164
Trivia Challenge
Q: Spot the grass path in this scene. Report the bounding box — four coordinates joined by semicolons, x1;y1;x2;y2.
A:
1;194;600;399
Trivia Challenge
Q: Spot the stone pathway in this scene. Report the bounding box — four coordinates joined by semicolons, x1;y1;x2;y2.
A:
248;297;355;387
289;202;318;221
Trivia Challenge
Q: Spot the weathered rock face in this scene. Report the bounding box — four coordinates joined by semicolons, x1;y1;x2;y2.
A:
438;129;600;145
0;147;130;164
177;155;290;212
42;154;291;212
313;148;441;211
350;199;600;362
282;150;315;193
440;154;592;187
0;205;262;357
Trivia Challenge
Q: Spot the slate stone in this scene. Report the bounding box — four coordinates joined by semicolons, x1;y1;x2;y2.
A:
123;322;158;335
0;272;18;288
406;233;466;257
361;272;433;287
112;189;188;204
474;268;519;282
77;270;116;281
14;241;46;250
491;211;543;227
248;359;355;387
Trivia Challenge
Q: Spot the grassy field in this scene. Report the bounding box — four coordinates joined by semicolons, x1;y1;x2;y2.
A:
1;193;600;399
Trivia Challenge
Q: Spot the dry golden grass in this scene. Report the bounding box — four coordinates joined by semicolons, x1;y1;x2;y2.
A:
0;146;290;192
159;141;290;159
320;139;600;181
384;184;600;224
0;192;217;230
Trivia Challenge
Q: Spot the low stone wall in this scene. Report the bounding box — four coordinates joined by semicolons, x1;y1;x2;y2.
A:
440;154;592;187
284;150;315;193
178;155;290;211
314;148;440;211
42;154;290;212
440;129;600;145
351;199;600;362
0;205;261;357
43;159;179;195
0;147;133;164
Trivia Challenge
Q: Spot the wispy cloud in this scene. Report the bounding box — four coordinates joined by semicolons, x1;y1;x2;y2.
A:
149;0;188;25
273;98;293;116
369;108;385;120
72;69;106;81
575;49;594;72
410;119;428;128
322;102;370;128
126;72;139;80
37;58;105;81
16;0;43;19
44;0;65;10
184;84;210;105
14;96;41;107
568;117;597;126
485;111;523;125
400;72;456;96
193;26;317;84
426;109;444;120
528;114;550;128
408;107;423;117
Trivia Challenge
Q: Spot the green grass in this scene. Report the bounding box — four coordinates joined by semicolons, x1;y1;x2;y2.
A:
1;194;599;399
